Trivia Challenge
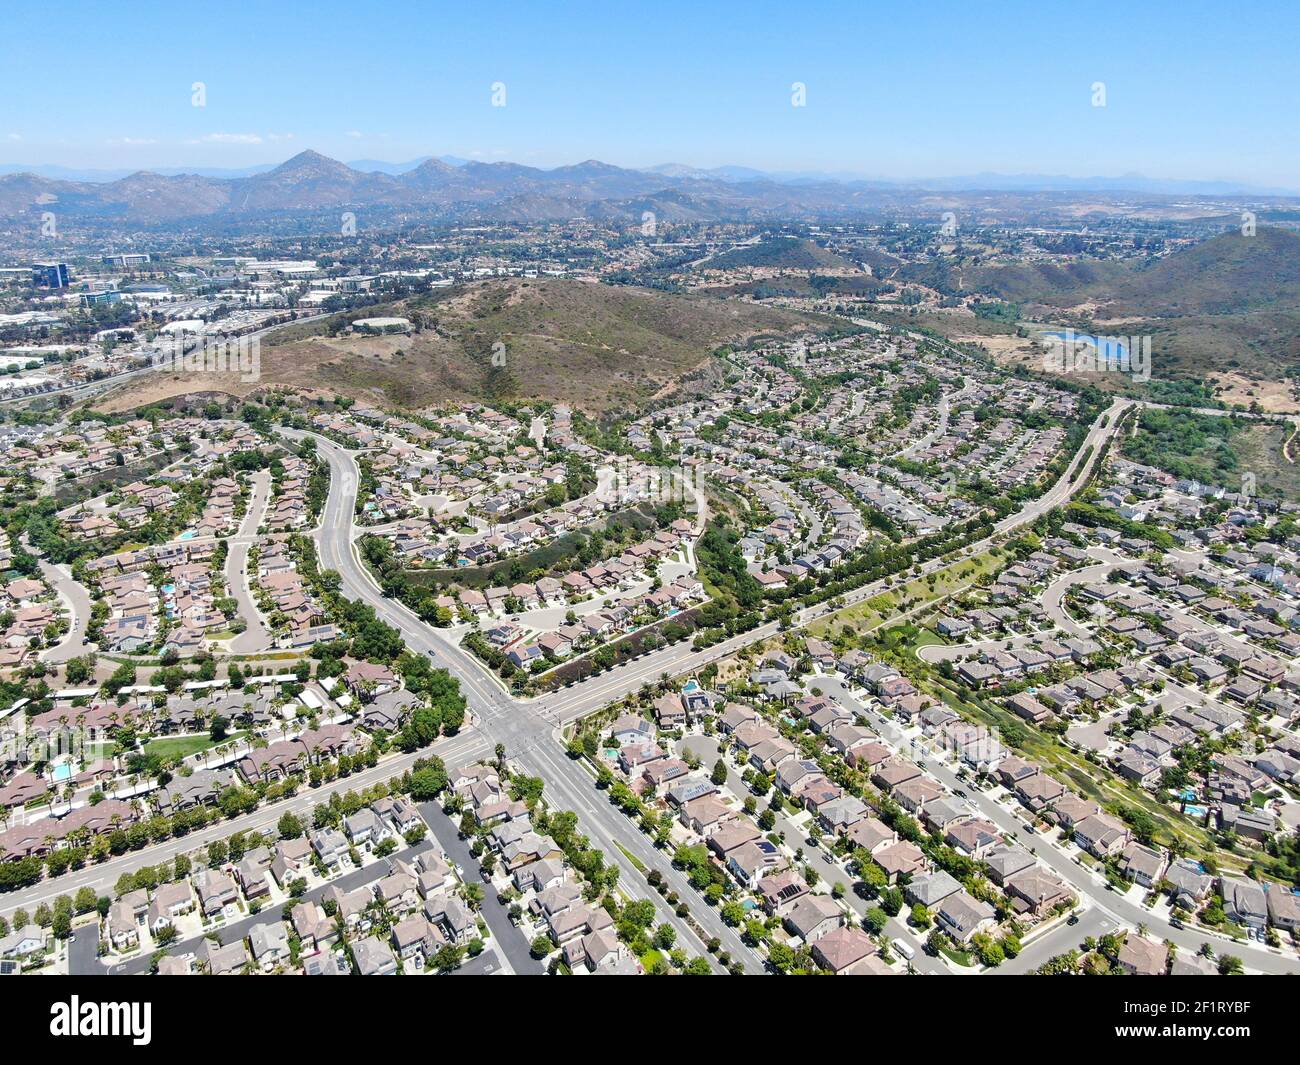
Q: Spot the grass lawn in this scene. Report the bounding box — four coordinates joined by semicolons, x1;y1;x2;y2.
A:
907;628;949;658
143;731;245;762
940;944;976;967
809;550;1005;638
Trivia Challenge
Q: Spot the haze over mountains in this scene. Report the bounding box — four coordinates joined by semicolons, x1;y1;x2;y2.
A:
2;150;1294;229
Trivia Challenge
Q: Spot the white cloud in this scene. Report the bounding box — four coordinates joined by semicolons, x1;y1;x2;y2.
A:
181;132;295;146
109;137;160;146
345;130;363;139
201;132;265;144
6;133;21;141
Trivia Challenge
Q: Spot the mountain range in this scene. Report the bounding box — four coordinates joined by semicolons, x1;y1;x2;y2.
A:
2;149;1295;229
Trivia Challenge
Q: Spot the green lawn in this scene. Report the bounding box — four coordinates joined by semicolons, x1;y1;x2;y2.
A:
809;550;1004;638
143;731;245;762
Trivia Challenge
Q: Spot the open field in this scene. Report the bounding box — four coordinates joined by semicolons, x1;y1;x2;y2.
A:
808;549;1005;639
1233;421;1300;499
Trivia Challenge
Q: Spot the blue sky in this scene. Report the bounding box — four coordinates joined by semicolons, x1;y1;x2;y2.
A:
4;0;1298;184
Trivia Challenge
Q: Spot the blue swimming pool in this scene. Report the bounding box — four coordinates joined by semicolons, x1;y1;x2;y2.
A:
51;763;72;783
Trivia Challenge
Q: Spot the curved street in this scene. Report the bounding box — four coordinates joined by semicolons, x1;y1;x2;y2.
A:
19;396;1286;972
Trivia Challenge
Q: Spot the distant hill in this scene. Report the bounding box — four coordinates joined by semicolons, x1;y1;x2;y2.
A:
103;279;829;414
9;149;1282;229
896;258;1126;304
1104;227;1300;317
706;237;861;271
911;227;1300;396
912;228;1300;316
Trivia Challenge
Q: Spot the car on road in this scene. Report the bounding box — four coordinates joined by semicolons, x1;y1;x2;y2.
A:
892;938;915;960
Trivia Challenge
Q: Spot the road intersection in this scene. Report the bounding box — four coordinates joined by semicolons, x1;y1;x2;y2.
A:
22;395;1283;973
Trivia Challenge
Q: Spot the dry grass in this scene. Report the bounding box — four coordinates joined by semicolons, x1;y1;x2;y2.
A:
101;278;825;415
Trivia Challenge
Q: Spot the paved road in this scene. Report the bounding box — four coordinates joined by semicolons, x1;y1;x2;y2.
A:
451;947;508;975
69;923;101;976
992;906;1115;975
417;798;539;975
0;728;489;917
228;470;275;654
35;552;95;664
1039;551;1140;637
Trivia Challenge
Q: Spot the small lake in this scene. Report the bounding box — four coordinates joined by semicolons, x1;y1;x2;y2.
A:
1040;330;1129;359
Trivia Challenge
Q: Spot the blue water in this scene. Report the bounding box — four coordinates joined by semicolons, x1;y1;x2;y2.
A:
1179;788;1196;801
178;531;195;541
1041;331;1129;359
162;584;176;594
1184;804;1207;818
683;679;700;692
52;763;72;782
